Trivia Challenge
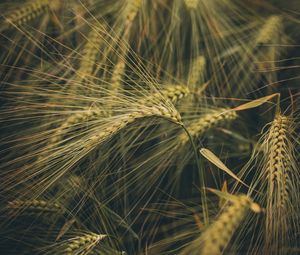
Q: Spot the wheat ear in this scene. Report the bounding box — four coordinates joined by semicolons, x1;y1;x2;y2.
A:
266;115;290;207
124;0;142;25
180;195;260;255
160;85;191;103
255;15;282;45
49;107;107;146
77;26;104;82
109;0;142;99
140;85;190;105
86;105;182;150
110;60;126;94
4;0;60;27
64;233;106;255
188;56;206;89
109;42;129;110
262;114;298;253
7;199;64;215
178;108;237;146
110;0;142;88
35;107;106;164
184;0;199;10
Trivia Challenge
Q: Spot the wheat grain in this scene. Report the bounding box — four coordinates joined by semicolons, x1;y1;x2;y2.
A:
160;85;191;103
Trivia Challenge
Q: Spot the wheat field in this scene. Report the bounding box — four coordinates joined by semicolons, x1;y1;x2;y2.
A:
0;0;299;254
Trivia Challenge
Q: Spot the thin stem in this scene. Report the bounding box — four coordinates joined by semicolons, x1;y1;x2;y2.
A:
182;124;209;226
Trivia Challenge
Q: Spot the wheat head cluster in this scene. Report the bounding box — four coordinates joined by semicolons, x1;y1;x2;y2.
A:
0;0;299;254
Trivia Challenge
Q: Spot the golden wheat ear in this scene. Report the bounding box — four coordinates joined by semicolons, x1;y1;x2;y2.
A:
41;231;107;255
0;98;183;201
1;0;61;30
74;23;107;93
260;113;299;254
6;199;65;218
139;84;191;107
177;108;238;147
179;192;260;255
85;105;182;151
184;0;199;10
255;15;283;47
40;106;108;161
187;56;206;89
234;112;300;254
254;15;287;80
64;233;106;255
